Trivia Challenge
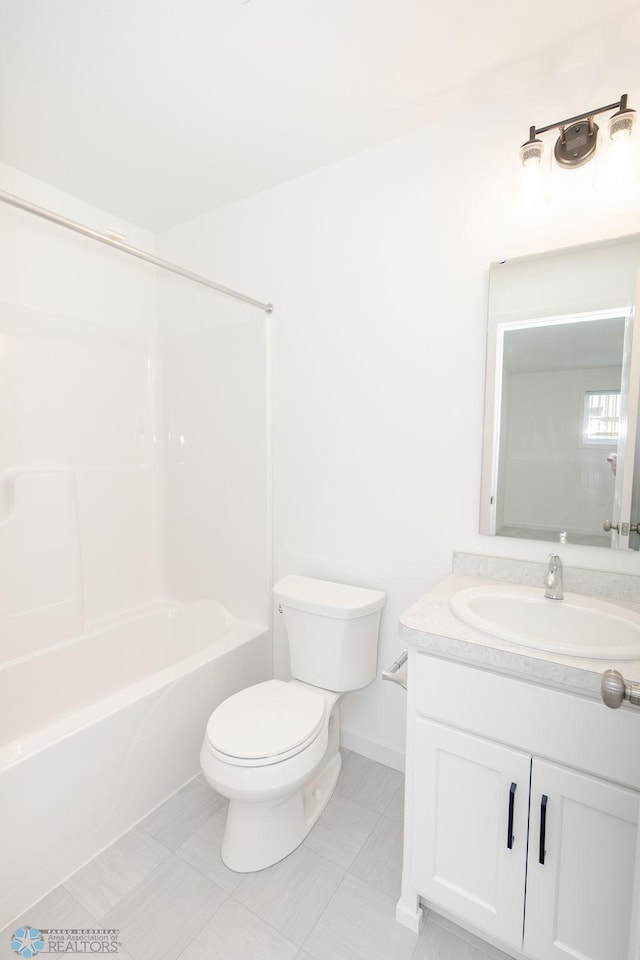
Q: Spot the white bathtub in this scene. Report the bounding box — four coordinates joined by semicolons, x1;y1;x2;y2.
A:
0;600;270;929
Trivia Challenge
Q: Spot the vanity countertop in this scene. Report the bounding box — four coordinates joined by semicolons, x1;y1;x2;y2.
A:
400;572;640;700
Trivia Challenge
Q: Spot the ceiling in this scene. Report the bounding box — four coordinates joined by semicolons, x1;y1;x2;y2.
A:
0;0;637;231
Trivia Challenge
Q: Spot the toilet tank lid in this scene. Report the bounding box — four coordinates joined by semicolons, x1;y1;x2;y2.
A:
273;575;385;619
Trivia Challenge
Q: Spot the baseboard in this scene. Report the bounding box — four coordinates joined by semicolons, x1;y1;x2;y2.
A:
340;728;405;772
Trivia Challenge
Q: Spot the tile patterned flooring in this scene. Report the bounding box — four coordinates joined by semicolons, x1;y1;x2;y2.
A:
2;752;511;960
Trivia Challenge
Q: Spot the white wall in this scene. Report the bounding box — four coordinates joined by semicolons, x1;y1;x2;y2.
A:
158;42;640;769
0;163;161;648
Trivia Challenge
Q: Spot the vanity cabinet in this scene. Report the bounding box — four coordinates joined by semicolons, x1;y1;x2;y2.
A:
402;653;640;960
412;719;530;946
524;759;638;960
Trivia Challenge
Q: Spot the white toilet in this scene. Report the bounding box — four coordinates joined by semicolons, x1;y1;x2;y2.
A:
200;574;385;872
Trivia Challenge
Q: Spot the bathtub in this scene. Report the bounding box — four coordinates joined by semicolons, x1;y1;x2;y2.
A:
0;599;270;929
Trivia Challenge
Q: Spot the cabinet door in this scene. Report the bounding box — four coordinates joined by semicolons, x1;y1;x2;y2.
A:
411;718;530;948
524;758;640;960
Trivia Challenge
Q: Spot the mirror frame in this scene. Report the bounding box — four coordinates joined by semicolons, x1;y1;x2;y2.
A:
480;233;640;550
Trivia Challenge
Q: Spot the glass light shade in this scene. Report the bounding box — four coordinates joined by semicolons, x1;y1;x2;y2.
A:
595;112;639;192
520;138;550;206
520;139;544;167
609;109;636;141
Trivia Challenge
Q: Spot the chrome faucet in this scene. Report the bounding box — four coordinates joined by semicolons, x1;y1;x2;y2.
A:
544;553;564;600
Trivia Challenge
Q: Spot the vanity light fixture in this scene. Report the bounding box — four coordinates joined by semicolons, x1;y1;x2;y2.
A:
520;94;636;170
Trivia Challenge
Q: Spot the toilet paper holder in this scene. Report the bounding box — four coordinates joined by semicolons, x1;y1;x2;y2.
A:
382;649;408;690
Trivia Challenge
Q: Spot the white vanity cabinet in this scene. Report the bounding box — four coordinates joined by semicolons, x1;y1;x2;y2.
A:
524;759;638;960
400;651;640;960
412;718;530;946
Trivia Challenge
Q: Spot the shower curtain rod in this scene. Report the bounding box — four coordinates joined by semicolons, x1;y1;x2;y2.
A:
0;188;273;315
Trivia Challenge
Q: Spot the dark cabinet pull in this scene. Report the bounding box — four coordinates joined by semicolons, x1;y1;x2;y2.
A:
539;794;548;864
507;782;517;849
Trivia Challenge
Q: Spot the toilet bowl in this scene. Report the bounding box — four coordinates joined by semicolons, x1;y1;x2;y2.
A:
200;575;385;872
200;679;341;872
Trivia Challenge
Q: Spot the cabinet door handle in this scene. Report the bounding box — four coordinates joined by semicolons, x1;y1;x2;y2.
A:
507;782;517;849
539;794;548;864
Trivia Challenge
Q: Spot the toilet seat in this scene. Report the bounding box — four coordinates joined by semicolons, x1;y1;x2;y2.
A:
205;679;327;767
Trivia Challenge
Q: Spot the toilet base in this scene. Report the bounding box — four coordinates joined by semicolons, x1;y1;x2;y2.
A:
220;748;342;872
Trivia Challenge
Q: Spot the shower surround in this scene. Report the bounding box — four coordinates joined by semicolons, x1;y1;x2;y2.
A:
0;164;271;927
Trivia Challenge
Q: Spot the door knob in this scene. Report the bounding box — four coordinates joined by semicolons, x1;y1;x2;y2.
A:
601;669;640;709
601;669;625;708
603;520;639;534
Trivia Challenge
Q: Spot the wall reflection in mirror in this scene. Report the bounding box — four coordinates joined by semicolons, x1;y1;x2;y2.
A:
480;234;640;551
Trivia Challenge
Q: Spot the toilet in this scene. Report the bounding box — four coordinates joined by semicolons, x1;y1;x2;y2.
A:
200;574;385;872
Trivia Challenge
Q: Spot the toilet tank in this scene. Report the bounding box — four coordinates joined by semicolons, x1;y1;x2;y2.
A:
273;575;386;692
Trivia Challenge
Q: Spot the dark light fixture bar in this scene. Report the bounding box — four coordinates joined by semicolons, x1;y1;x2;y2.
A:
521;94;636;169
532;96;628;137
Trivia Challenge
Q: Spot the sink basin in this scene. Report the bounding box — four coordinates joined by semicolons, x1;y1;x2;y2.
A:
449;585;640;659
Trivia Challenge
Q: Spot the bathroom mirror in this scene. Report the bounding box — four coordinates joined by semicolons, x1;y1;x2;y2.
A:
480;233;640;550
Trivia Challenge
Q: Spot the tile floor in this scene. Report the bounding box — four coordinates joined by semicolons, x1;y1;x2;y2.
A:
2;752;511;960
